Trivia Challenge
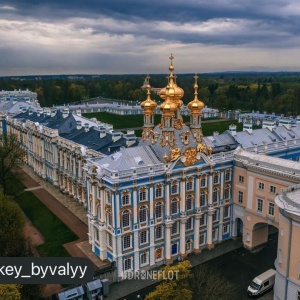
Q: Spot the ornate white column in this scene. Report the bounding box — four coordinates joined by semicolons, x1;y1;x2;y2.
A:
207;170;214;249
220;170;224;199
133;187;138;224
194;211;202;253
195;174;200;209
180;177;186;212
180;217;187;258
115;191;120;228
165;221;173;264
149;183;154;219
165;182;170;218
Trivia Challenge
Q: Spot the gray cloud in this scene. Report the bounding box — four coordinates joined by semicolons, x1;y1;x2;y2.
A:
1;0;300;75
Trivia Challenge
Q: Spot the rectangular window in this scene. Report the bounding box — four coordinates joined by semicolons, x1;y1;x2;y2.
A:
224;206;230;218
270;185;276;194
155;187;162;198
201;178;206;187
200;214;206;226
257;199;263;212
238;191;243;203
186;181;193;191
200;233;206;245
186;217;193;230
124;258;131;271
212;229;218;241
269;203;275;216
108;234;112;247
139;190;146;201
258;182;265;190
171;184;178;195
225;172;231;181
155;226;163;239
94;228;99;241
123;235;131;249
155;203;162;218
213;174;219;184
238;175;244;183
212;210;218;222
223;225;229;234
140;230;147;244
140;252;148;265
122;194;129;206
171;222;178;235
200;192;206;206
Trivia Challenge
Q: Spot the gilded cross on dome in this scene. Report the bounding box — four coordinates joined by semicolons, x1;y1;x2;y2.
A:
169;53;174;64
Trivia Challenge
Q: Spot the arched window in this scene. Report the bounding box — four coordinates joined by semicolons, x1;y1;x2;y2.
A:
155;202;162;218
213;188;219;203
139;206;147;223
213;174;219;184
122;210;130;227
186;195;193;211
171;199;178;214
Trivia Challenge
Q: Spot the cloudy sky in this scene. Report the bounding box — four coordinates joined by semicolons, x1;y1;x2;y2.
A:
1;0;300;75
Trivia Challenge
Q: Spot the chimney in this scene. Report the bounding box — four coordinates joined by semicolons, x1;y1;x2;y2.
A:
51;109;57;117
62;108;69;118
76;109;82;116
112;131;122;142
99;125;106;138
262;119;276;131
213;131;219;137
243;123;252;134
76;120;82;130
279;118;291;129
37;108;43;117
28;109;33;116
229;124;236;136
84;123;89;132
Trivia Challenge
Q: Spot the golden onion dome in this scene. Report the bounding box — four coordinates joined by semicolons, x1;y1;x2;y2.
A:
141;84;157;111
159;54;184;101
160;86;177;113
187;74;205;112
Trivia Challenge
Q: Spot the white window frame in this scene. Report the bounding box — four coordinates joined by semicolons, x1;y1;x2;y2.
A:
225;171;231;181
171;183;178;195
122;193;130;206
200;191;206;206
123;235;131;250
212;229;218;241
122;210;130;228
155;225;163;240
155;186;162;198
186;195;193;211
171;222;178;235
140;252;148;266
139;206;147;223
139;189;147;202
238;175;244;183
238;191;243;203
223;224;229;234
257;198;263;213
200;233;206;245
200;214;206;226
213;174;219;184
140;230;147;245
186;181;193;191
212;210;218;222
201;178;206;187
258;182;265;190
124;257;132;271
155;202;162;218
270;185;276;194
224;206;230;218
268;202;275;216
186;217;193;230
171;199;178;215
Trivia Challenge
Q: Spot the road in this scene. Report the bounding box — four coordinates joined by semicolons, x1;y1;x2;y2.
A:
122;234;277;300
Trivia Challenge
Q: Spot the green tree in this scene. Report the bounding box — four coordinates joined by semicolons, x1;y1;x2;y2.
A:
0;133;23;195
0;284;21;300
145;260;193;300
0;193;25;256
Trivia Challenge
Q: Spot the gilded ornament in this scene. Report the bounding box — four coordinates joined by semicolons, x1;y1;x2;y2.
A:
170;148;181;161
183;147;197;166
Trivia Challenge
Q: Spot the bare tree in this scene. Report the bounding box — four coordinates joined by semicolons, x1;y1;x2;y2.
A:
191;265;238;300
0;133;23;195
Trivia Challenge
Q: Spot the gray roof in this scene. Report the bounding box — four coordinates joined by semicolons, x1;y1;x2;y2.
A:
57;286;85;300
93;145;162;172
86;279;102;291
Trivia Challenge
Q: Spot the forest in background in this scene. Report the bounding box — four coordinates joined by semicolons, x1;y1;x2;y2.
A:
1;73;300;116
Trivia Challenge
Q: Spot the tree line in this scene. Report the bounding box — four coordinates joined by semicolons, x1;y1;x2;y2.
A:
1;73;300;115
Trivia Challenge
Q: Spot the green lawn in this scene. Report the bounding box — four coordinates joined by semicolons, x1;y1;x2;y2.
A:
15;192;78;257
83;112;250;137
83;112;190;129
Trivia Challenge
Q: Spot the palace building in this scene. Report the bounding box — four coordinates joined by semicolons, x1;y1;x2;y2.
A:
1;56;300;288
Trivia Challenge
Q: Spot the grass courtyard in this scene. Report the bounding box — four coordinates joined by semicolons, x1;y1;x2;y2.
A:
15;191;78;257
83;111;244;137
